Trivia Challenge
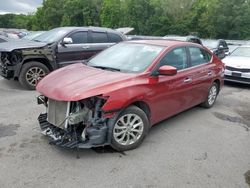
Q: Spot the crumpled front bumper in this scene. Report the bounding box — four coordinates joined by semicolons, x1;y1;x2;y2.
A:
38;113;110;149
0;63;15;79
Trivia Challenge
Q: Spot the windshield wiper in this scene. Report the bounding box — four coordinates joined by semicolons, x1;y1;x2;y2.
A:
81;60;88;65
32;39;41;42
91;65;121;72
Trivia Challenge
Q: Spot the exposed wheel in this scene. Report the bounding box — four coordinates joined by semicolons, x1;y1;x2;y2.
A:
19;61;49;90
201;82;219;108
110;105;149;151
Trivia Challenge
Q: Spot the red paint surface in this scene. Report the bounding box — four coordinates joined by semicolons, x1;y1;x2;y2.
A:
37;40;224;126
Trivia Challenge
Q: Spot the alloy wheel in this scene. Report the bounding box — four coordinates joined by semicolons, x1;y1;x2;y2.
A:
208;85;217;106
113;114;144;146
25;67;46;86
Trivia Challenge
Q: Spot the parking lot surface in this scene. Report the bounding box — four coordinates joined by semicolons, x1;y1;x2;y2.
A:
0;78;249;188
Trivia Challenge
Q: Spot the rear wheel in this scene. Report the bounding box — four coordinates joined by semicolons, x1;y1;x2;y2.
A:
19;61;49;90
110;106;149;151
201;82;219;108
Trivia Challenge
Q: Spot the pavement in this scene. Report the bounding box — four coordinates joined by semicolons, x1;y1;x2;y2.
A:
0;78;249;188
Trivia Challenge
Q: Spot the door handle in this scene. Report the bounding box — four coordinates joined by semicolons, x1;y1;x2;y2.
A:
82;46;90;49
183;77;192;83
208;71;212;76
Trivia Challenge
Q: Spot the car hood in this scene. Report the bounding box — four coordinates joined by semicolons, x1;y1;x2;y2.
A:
0;40;48;52
223;56;250;69
36;63;137;101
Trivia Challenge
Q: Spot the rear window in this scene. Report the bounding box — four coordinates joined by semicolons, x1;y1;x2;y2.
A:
92;32;108;43
221;41;228;48
108;33;123;43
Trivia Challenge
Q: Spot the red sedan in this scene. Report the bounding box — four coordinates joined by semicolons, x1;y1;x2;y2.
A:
36;40;224;151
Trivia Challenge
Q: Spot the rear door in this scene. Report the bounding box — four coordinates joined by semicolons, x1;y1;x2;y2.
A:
88;31;113;57
57;31;91;67
186;46;214;105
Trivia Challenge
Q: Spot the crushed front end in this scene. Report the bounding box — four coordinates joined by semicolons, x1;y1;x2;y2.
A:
0;45;54;80
0;50;23;79
37;95;114;148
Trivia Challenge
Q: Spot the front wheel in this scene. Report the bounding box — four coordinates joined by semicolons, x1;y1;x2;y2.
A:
110;105;149;151
19;61;50;90
201;82;219;108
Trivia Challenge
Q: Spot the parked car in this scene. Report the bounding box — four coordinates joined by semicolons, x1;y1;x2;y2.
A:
127;35;163;40
202;39;229;59
163;35;203;45
227;44;240;54
36;40;224;151
22;31;45;41
0;35;12;43
223;46;250;84
0;31;8;37
6;32;20;39
0;27;126;90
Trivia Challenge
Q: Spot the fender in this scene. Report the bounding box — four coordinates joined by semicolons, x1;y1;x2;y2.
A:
102;84;152;115
14;55;54;78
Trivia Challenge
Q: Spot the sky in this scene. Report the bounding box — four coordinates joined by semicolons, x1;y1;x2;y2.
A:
0;0;43;15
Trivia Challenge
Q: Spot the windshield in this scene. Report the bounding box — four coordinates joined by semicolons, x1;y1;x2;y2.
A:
202;40;218;49
87;43;164;73
231;47;250;57
32;28;68;43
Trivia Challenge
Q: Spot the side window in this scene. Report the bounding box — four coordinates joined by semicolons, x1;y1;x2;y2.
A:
159;47;188;70
68;32;88;44
108;33;123;43
222;41;228;48
92;32;108;43
189;47;211;67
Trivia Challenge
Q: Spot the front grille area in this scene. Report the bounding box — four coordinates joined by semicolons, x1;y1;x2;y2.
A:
225;66;250;73
47;99;70;128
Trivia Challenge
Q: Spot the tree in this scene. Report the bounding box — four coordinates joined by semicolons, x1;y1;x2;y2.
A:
123;0;156;35
1;0;250;39
101;0;122;28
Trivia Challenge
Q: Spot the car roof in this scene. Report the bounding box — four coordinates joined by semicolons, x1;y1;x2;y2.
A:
51;26;122;33
126;39;202;48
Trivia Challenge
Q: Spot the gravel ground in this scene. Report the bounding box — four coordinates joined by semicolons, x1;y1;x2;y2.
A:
0;78;249;188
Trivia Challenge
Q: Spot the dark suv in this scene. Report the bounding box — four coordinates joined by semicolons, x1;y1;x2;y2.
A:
0;27;126;89
202;39;229;59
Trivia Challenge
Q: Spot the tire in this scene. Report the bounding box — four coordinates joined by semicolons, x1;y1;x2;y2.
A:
110;105;149;151
201;82;219;108
19;61;50;90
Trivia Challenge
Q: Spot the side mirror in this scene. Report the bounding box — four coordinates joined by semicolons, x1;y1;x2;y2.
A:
62;37;73;45
158;65;177;76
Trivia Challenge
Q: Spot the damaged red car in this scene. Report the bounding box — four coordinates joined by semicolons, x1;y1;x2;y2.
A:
36;40;224;151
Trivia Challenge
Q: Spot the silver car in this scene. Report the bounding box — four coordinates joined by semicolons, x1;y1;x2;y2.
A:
223;46;250;84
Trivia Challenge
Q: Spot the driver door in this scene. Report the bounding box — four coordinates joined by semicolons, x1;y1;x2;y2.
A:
149;47;195;123
57;31;91;67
